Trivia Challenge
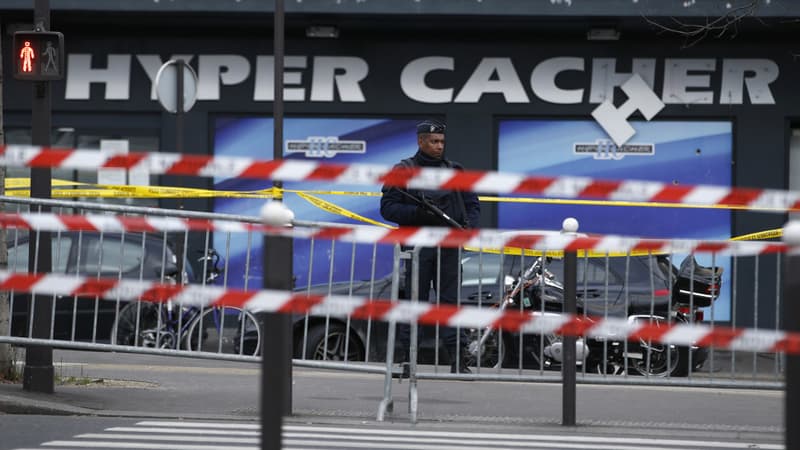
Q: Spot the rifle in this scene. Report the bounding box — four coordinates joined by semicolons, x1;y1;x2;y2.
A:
393;188;465;229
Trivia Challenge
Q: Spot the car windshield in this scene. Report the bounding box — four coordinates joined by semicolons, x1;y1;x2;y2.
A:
460;252;503;287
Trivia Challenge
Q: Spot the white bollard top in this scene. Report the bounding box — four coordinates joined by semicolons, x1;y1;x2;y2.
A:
561;217;579;235
783;221;800;246
260;200;295;227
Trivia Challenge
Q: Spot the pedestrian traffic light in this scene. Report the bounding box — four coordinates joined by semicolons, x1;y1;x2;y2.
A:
12;31;65;81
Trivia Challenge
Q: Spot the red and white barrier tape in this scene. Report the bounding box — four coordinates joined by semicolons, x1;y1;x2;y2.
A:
2;270;798;354
1;145;798;212
0;212;789;256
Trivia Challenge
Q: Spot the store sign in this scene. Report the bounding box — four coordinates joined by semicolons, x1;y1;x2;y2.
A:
574;139;655;161
285;136;366;158
63;54;779;145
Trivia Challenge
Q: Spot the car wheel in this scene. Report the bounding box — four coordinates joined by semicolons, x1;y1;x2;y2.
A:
304;323;365;362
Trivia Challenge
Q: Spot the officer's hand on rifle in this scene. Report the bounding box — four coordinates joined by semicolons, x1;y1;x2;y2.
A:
415;206;443;225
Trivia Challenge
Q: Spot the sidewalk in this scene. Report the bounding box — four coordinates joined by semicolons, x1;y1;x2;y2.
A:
0;349;785;442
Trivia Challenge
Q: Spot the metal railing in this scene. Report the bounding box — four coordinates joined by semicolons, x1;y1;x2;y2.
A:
0;197;789;429
0;196;399;377
388;241;784;390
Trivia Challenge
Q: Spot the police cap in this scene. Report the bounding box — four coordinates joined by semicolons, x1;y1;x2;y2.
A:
416;119;446;135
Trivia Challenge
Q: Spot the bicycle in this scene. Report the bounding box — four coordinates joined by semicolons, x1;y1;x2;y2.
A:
112;249;262;356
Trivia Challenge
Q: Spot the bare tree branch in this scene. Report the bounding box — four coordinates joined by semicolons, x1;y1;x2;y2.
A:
642;0;760;48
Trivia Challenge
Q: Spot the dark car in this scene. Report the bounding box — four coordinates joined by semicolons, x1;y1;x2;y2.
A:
8;231;194;342
294;250;721;376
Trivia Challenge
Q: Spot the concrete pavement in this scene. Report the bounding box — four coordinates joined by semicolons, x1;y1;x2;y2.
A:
0;349;785;444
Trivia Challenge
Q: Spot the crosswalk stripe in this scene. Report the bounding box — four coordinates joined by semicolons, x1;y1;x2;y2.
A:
105;427;258;436
135;420;259;430
76;433;258;444
282;432;774;450
42;442;256;450
15;420;782;450
283;425;783;449
282;439;696;450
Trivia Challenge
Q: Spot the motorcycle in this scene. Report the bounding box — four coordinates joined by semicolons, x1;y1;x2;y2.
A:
464;253;723;377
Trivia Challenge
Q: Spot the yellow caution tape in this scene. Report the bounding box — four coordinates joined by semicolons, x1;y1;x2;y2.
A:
7;188;276;199
5;178;86;188
6;189;136;198
5;178;796;213
103;184;276;199
461;246;659;258
295;191;395;229
4;178;784;246
284;188;381;197
467;228;785;258
730;228;783;241
4;179;278;199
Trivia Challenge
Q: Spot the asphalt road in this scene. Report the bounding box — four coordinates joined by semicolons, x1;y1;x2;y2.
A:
0;349;786;449
0;416;785;450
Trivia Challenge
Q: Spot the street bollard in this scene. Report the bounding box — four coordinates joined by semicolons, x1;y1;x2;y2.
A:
260;199;294;450
561;217;578;426
782;222;800;450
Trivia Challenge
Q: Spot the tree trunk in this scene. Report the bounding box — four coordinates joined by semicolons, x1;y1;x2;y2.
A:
0;23;14;380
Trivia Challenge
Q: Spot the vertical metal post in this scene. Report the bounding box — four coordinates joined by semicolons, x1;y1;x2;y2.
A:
261;236;292;450
561;218;578;426
408;247;420;423
562;249;577;426
262;1;289;449
783;222;800;450
174;59;186;284
377;244;402;421
23;0;54;394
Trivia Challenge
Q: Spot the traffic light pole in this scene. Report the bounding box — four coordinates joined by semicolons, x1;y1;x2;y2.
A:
262;1;292;449
23;0;54;394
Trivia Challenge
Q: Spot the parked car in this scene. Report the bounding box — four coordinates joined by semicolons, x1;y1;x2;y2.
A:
8;231;197;342
293;250;721;376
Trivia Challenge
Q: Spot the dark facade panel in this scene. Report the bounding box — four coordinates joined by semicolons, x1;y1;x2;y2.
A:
1;0;798;18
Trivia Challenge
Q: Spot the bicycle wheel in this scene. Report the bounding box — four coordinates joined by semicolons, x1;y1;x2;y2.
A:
185;306;261;356
112;301;174;348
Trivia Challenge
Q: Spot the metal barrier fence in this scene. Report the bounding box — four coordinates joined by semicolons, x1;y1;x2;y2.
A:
0;196;396;374
389;242;785;390
0;196;785;391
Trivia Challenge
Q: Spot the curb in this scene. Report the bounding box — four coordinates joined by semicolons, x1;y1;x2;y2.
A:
0;393;96;416
0;392;260;421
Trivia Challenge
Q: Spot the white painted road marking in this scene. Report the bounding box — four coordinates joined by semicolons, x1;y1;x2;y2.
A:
13;419;783;450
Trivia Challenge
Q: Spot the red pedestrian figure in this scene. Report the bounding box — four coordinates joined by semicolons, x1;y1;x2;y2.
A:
20;41;35;72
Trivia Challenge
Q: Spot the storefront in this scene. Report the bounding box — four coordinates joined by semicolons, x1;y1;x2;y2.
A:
2;0;798;326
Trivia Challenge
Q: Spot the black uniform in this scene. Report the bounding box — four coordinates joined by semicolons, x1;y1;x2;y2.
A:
380;149;480;373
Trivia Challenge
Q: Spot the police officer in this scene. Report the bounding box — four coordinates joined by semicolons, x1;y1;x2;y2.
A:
380;119;480;374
